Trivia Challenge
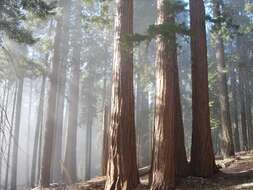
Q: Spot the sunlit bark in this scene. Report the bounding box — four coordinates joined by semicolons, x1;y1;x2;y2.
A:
104;0;139;189
150;1;177;189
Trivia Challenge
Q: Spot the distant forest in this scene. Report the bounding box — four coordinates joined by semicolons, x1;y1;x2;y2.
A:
0;0;253;190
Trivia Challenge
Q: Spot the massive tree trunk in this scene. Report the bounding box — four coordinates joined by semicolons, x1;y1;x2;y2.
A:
40;0;64;186
213;0;234;158
150;1;177;189
189;0;217;177
4;84;17;190
10;78;24;190
104;0;139;189
63;0;81;184
31;75;46;188
230;69;240;152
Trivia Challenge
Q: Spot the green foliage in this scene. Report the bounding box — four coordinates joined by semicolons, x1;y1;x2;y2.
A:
206;14;240;40
125;22;189;47
81;0;113;29
124;0;189;46
21;0;56;18
163;0;187;15
0;0;55;44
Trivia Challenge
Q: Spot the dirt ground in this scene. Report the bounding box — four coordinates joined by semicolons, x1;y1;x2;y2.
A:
33;151;253;190
77;151;253;190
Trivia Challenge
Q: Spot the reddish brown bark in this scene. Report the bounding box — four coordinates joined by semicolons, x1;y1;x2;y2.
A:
150;1;177;189
104;0;139;189
189;0;217;177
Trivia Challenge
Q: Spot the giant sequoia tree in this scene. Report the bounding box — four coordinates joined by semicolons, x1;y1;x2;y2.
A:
150;0;177;189
104;0;139;189
189;0;217;177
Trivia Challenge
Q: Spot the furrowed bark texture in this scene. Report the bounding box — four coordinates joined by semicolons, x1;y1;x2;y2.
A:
150;1;177;189
104;0;139;189
190;0;217;177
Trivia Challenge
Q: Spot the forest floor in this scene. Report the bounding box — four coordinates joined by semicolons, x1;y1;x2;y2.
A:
33;151;253;190
76;151;253;190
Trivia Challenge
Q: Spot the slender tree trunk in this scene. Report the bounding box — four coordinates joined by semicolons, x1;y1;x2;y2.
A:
189;0;217;177
238;67;248;151
102;105;109;176
63;0;81;184
85;116;92;180
245;70;253;149
51;0;70;182
150;1;177;189
0;80;8;186
31;75;46;188
40;0;64;185
230;69;240;152
213;0;234;158
175;54;189;177
26;80;33;187
104;0;139;189
101;77;109;176
10;78;24;190
4;84;17;190
37;109;44;185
